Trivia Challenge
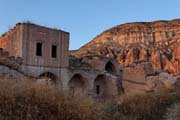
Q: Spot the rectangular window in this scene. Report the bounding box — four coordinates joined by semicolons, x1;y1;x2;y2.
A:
52;45;57;58
36;42;42;56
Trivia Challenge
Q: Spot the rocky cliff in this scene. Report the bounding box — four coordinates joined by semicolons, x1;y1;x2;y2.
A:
72;19;180;75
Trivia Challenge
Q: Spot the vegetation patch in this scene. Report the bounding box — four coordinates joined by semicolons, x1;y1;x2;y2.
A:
0;77;180;120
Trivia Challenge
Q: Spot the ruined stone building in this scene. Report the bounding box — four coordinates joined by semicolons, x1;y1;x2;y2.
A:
0;22;123;98
0;23;69;86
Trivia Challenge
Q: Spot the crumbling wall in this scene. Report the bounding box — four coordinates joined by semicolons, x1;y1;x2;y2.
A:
0;48;22;70
68;56;124;98
0;48;25;79
0;23;23;57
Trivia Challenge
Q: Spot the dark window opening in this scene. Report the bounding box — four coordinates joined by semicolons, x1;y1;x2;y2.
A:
105;62;116;75
36;42;42;56
96;85;100;95
52;45;57;58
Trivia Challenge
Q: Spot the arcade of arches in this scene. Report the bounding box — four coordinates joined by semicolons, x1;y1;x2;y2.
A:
37;61;123;98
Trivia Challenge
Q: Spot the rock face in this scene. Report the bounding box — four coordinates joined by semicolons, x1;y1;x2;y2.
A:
164;42;180;75
71;19;180;94
73;19;180;75
146;72;178;91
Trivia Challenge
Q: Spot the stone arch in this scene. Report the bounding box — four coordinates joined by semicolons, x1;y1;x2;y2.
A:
38;72;57;84
68;73;87;94
94;74;109;98
105;61;117;75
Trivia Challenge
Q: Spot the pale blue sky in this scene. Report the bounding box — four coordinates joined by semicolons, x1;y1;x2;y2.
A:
0;0;180;50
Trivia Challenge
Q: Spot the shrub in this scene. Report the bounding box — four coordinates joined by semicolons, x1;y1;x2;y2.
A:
0;78;104;120
104;88;180;120
0;77;180;120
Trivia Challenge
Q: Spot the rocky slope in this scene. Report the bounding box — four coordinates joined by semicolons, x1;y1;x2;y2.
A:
72;19;180;75
71;19;180;94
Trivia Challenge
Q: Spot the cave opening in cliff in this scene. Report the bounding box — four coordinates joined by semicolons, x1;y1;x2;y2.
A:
68;74;87;95
105;61;116;75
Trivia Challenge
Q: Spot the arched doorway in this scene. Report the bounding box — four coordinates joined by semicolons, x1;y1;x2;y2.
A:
94;75;108;98
38;72;57;85
68;74;87;95
105;61;116;75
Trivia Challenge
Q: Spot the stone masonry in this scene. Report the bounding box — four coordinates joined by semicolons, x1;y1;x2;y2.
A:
0;22;123;99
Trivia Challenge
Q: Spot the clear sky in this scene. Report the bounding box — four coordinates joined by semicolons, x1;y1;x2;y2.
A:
0;0;180;50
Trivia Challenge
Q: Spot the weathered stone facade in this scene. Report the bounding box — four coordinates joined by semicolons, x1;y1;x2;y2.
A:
0;23;69;87
0;22;123;98
68;55;123;98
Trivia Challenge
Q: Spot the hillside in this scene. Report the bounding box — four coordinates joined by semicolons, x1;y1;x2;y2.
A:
72;19;180;74
71;19;180;94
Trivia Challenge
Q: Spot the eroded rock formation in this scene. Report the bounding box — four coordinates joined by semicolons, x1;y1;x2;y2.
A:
71;19;180;94
73;19;180;75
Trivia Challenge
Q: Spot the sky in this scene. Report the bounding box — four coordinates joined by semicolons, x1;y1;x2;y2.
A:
0;0;180;50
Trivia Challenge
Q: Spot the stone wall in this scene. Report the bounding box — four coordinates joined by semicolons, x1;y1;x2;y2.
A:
22;23;69;68
68;56;123;98
67;68;122;98
0;23;69;68
123;63;148;94
0;48;22;70
0;22;123;99
0;23;23;57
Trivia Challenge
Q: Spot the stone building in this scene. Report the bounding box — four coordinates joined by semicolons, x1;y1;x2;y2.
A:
0;22;69;87
0;22;123;98
68;55;123;98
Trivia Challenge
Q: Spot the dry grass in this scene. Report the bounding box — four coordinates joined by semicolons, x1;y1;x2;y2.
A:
165;103;180;120
0;77;180;120
0;78;104;120
103;88;180;120
164;84;180;120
